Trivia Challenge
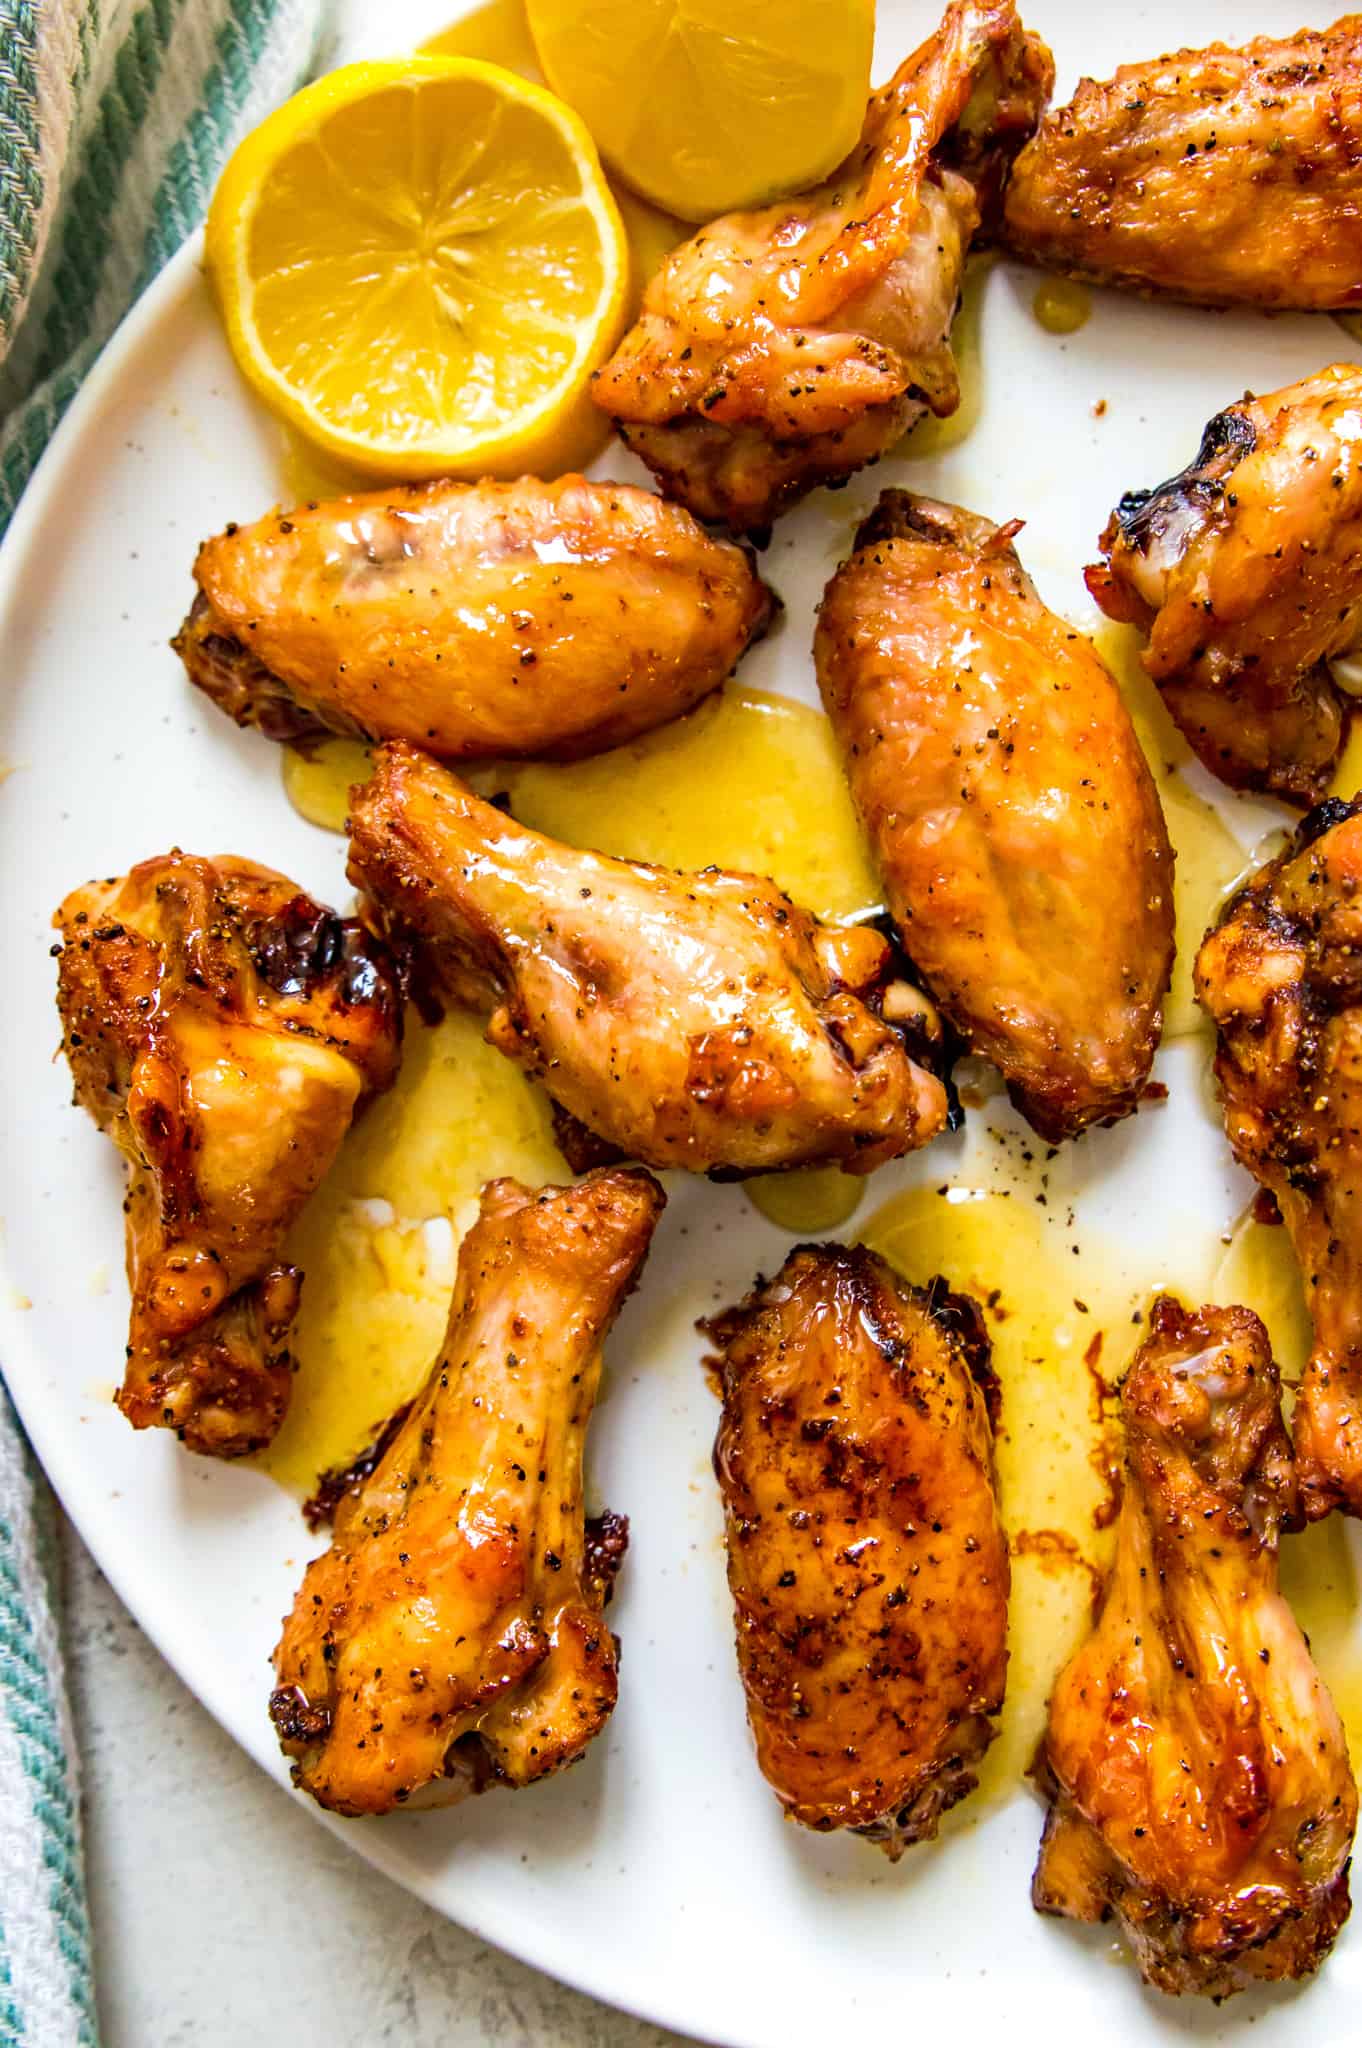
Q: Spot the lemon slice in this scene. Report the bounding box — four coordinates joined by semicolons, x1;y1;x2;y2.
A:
525;0;875;221
205;57;628;478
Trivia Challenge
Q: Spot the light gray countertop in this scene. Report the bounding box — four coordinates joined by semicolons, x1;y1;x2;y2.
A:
61;1520;695;2048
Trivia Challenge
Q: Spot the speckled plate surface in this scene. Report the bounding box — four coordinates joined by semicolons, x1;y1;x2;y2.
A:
2;5;1360;2041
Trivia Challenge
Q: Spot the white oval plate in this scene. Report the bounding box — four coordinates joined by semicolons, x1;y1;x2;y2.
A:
3;4;1359;2041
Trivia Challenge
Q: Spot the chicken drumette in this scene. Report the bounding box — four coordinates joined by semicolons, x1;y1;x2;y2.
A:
1004;18;1362;311
348;741;947;1177
590;0;1051;535
1034;1297;1357;1998
54;854;401;1456
174;475;774;758
815;490;1173;1142
270;1167;663;1815
1196;797;1362;1519
1089;366;1362;807
704;1243;1008;1856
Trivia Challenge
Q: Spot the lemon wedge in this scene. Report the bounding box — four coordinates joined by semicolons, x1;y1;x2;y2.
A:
205;57;628;478
525;0;875;221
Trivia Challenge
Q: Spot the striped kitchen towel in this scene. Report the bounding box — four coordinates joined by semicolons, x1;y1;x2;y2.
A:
0;0;327;538
0;1;326;2039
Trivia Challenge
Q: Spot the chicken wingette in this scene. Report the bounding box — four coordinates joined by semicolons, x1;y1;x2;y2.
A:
705;1243;1008;1855
348;741;948;1177
591;0;1051;535
1197;797;1362;1519
54;854;401;1455
815;490;1173;1142
1034;1297;1357;1997
1088;366;1362;806
175;474;774;758
271;1168;663;1815
1004;17;1362;311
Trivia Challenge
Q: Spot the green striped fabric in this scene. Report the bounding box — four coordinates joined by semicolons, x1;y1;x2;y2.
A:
0;1;324;2038
0;0;326;536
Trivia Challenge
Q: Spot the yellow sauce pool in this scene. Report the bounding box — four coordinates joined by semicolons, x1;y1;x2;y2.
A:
282;684;883;926
255;1009;561;1496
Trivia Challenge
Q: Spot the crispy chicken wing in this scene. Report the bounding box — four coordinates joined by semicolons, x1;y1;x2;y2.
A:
348;740;947;1177
703;1243;1008;1856
590;0;1051;535
1004;18;1362;310
174;475;774;758
270;1168;663;1816
815;490;1173;1142
1088;366;1362;807
1196;797;1362;1519
54;855;401;1456
1033;1297;1357;1998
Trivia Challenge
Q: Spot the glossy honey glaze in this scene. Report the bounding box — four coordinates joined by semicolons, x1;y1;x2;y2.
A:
860;1185;1362;1805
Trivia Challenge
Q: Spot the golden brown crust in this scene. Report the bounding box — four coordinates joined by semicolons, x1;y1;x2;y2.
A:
270;1167;664;1816
704;1243;1008;1855
1004;18;1362;310
1196;797;1362;1518
1033;1297;1357;1998
591;0;1051;532
815;489;1174;1141
54;853;401;1456
1089;366;1362;806
174;474;774;758
347;741;949;1176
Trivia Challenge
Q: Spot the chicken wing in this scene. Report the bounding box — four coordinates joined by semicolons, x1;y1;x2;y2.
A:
348;740;947;1176
1088;366;1362;807
54;854;401;1456
815;490;1173;1142
1196;797;1362;1519
703;1243;1008;1856
1033;1297;1356;1998
270;1167;663;1816
590;0;1052;536
1004;18;1362;310
174;474;774;758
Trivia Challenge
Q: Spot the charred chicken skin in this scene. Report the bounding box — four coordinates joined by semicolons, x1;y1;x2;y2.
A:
1089;366;1362;807
1033;1297;1357;1998
270;1167;663;1816
590;0;1052;535
815;490;1174;1143
174;474;774;758
1196;797;1362;1519
54;854;401;1456
1004;18;1362;311
704;1243;1008;1857
348;741;947;1177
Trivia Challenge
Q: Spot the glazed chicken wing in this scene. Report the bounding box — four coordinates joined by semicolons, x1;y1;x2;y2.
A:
1089;366;1362;807
348;741;947;1176
1033;1297;1356;1997
1196;797;1362;1519
54;855;401;1456
174;475;774;758
704;1244;1008;1856
591;0;1051;535
815;490;1173;1142
1004;17;1362;310
270;1167;663;1815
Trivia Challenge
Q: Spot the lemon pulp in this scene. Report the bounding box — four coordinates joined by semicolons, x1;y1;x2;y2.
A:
207;57;627;477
